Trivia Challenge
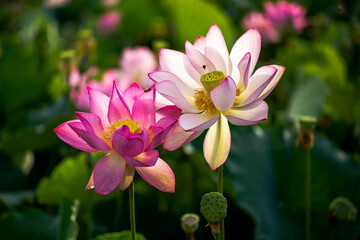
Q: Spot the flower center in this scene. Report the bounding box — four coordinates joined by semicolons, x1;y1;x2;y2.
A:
194;88;217;114
104;119;142;146
193;71;226;114
200;71;226;92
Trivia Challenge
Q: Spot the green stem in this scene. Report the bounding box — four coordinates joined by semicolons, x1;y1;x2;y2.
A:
129;181;136;240
217;165;225;240
217;165;223;194
86;153;94;239
305;150;311;240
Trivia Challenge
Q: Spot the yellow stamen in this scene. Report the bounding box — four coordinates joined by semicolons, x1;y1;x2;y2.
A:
104;119;142;146
193;88;217;114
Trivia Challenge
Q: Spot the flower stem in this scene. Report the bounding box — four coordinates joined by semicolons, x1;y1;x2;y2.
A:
217;165;225;240
129;181;136;240
305;150;311;240
86;153;94;239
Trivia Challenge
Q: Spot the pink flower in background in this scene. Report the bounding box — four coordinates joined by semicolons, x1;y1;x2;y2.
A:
243;1;308;42
98;11;121;35
44;0;70;7
265;1;308;34
119;47;158;90
243;12;280;43
70;68;121;111
55;82;180;194
149;24;285;170
101;0;119;7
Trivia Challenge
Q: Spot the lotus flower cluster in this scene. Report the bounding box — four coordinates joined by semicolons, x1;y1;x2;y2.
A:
243;1;308;43
55;82;180;194
149;24;285;170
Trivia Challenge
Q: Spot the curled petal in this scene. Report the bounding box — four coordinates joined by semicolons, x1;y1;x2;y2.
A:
225;100;268;125
163;122;203;151
159;49;202;89
76;112;104;137
108;81;131;124
136;157;175;193
203;114;231;170
230;28;261;82
111;126;148;157
124;150;159;167
236;66;277;106
118;164;135;191
205;24;232;75
237;52;251;90
68;122;111;152
179;112;219;132
257;65;286;100
54;120;98;152
210;76;237;112
185;40;216;74
93;153;126;195
155;80;198;113
88;87;110;127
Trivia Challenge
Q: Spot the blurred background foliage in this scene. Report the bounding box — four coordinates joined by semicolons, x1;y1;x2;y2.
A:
0;0;360;239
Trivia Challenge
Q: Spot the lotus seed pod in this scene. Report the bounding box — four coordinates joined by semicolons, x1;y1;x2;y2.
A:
329;196;357;222
296;115;317;149
200;192;227;223
181;213;200;234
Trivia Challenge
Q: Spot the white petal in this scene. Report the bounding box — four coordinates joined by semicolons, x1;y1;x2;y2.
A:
225;100;268;125
185;41;216;75
155;80;198;113
230;28;261;84
205;24;232;75
236;66;277;106
210;76;237;112
258;65;286;100
179;112;219;131
203;114;231;170
149;71;194;97
159;49;202;89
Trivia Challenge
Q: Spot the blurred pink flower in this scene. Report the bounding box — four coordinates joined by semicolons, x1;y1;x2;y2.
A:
119;47;158;90
97;11;122;35
101;0;119;7
264;1;308;34
55;82;180;194
44;0;70;7
149;24;285;170
70;68;121;111
243;12;280;43
243;1;308;42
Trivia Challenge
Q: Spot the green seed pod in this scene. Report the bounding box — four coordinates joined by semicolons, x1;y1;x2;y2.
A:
200;192;227;223
181;213;200;234
329;196;357;222
200;71;226;92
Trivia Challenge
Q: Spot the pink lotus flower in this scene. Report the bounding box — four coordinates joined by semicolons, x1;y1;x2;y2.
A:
264;1;308;34
97;11;122;35
243;12;280;43
55;82;180;194
149;24;285;170
119;47;158;90
70;68;121;111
